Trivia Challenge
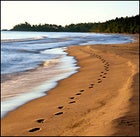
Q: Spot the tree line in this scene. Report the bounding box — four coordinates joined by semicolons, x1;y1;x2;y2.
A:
10;15;139;34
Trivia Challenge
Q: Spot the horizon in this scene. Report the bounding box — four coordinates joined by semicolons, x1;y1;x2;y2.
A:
1;1;139;30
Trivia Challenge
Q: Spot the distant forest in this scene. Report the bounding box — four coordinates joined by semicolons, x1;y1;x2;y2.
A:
10;15;139;33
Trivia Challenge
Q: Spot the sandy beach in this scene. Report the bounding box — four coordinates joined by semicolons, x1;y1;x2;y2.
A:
1;35;139;136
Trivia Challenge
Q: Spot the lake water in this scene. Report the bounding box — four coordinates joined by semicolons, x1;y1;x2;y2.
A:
1;31;134;118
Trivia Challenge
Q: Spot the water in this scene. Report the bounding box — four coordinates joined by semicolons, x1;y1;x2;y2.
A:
1;31;134;75
1;31;134;118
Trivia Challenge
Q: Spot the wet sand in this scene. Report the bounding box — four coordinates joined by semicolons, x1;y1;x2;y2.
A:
1;35;139;136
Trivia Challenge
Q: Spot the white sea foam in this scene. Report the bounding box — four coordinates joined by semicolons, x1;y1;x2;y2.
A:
1;36;46;42
42;59;59;67
41;47;67;55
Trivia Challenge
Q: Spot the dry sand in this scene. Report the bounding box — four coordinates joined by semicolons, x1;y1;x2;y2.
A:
1;35;139;136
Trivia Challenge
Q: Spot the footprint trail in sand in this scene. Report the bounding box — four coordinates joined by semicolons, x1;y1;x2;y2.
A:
27;47;111;133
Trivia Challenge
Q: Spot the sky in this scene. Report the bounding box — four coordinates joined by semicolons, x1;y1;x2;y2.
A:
1;1;139;30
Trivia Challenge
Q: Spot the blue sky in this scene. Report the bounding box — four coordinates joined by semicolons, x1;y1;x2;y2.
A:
1;1;139;29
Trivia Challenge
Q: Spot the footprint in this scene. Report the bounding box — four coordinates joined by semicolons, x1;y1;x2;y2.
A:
98;81;102;83
79;89;84;92
104;67;109;69
105;62;109;65
54;112;63;115
58;106;63;109
75;93;81;95
105;68;109;70
103;76;106;78
100;75;103;77
69;97;75;99
89;83;94;88
69;101;76;104
28;127;40;132
105;64;109;66
98;79;101;80
36;119;45;123
102;59;105;61
101;71;104;73
89;86;93;88
104;73;107;75
119;119;135;126
104;65;108;67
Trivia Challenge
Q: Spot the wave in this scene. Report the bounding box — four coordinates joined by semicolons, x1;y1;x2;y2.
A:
40;47;67;55
1;36;48;43
40;59;60;67
17;49;40;54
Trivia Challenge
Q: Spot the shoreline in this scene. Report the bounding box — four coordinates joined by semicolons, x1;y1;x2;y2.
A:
1;35;139;136
1;47;79;117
